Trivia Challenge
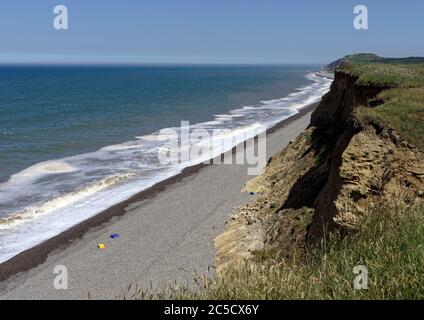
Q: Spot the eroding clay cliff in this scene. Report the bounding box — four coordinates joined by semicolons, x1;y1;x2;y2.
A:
216;71;424;270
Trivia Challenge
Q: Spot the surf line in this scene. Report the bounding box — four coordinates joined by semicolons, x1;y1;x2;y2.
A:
157;121;267;176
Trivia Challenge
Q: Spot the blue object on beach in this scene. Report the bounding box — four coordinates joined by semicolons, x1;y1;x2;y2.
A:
110;234;120;239
250;192;255;196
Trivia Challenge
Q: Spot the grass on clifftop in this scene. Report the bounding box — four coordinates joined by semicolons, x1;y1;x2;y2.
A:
339;56;424;151
135;202;424;300
145;57;424;300
357;87;424;151
342;53;424;65
341;63;424;87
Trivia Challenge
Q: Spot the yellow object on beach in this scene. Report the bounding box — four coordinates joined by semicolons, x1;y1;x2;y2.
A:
98;243;106;250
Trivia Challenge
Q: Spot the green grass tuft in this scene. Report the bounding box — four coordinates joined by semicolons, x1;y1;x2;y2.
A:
357;87;424;151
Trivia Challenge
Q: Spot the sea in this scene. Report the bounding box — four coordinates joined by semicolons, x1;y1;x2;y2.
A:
0;65;332;263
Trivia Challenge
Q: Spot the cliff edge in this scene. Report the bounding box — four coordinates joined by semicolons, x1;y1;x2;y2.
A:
216;56;424;270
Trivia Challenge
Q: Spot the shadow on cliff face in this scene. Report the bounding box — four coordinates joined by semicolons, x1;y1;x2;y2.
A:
215;70;405;268
278;71;387;244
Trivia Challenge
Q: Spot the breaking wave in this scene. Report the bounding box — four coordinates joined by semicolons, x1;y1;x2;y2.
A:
0;72;332;263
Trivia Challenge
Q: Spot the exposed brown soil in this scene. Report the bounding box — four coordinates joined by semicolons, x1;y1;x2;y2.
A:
216;71;424;270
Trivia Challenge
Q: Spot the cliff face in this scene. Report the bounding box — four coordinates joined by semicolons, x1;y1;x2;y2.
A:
307;72;387;240
216;71;424;269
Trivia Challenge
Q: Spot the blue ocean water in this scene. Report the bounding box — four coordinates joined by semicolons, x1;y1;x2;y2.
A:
0;65;332;262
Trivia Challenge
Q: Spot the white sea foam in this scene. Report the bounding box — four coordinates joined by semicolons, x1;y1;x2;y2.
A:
0;168;181;263
0;172;135;231
201;120;223;126
137;133;177;142
101;143;140;151
0;72;333;263
8;160;76;184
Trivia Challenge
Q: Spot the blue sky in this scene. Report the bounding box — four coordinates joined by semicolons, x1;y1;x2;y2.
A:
0;0;422;64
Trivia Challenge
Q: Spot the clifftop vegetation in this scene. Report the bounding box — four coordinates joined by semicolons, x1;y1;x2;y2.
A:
139;55;424;300
337;58;424;152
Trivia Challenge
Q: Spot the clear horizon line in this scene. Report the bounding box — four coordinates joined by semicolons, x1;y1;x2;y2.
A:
0;61;326;67
0;54;330;66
